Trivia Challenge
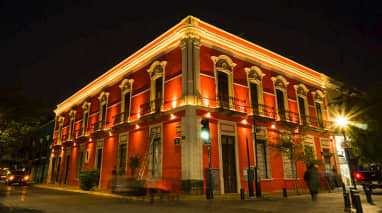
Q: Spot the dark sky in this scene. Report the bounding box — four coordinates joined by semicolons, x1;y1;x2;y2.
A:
1;1;381;110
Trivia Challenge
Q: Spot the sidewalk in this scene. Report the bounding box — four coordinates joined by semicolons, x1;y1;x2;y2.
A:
33;183;325;201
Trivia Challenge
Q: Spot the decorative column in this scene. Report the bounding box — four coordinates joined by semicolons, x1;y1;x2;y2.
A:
180;29;201;105
180;24;204;194
181;107;203;194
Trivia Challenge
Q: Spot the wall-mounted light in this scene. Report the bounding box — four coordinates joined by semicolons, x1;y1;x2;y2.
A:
271;124;276;129
135;124;140;129
109;131;113;137
172;100;177;108
170;114;176;120
242;119;248;125
205;112;211;118
89;138;93;142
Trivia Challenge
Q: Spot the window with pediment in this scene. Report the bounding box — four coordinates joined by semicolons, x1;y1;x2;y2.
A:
56;116;64;145
147;61;166;113
97;92;110;130
81;102;91;136
211;55;236;110
119;79;134;123
312;90;325;128
68;110;76;141
245;66;265;115
294;84;310;126
271;76;289;121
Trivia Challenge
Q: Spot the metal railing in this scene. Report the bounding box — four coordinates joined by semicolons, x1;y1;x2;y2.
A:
140;99;162;116
216;95;247;112
92;120;106;132
113;112;125;125
251;104;276;119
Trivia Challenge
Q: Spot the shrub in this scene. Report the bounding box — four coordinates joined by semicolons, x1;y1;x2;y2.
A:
79;169;99;190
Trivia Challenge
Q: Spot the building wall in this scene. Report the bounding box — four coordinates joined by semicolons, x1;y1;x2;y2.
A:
49;30;336;195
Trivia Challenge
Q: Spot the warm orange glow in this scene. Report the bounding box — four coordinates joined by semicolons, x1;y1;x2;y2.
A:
135;124;140;129
242;119;248;125
205;112;211;118
24;176;29;181
330;135;333;139
203;98;209;107
170;114;176;120
109;131;113;137
89;138;93;142
172;100;177;108
137;112;141;119
271;124;276;129
73;142;77;147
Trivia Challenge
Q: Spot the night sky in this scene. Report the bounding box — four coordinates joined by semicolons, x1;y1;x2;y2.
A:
1;1;381;110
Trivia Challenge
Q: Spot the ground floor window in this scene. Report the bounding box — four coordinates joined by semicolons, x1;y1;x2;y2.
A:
256;140;270;179
282;151;296;179
117;143;127;175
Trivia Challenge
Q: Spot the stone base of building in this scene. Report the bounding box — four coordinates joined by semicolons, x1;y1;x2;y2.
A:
181;180;204;195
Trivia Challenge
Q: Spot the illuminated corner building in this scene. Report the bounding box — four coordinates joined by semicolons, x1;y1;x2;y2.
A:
48;16;338;195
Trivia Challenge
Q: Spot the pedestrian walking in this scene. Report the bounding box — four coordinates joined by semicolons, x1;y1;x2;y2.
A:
304;164;320;201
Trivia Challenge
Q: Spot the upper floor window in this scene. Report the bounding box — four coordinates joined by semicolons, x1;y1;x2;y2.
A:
56;116;64;145
312;90;325;128
68;110;76;141
119;79;134;123
147;61;167;113
97;92;110;130
294;84;310;126
271;76;289;121
211;55;236;110
81;102;91;136
245;66;265;115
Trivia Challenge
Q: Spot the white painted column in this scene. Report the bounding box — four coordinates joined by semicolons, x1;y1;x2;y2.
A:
181;106;203;194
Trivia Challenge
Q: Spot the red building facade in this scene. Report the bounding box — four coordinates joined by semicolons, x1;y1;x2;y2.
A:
48;16;337;194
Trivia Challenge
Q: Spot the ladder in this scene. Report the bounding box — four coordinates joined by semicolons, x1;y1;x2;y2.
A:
137;133;155;180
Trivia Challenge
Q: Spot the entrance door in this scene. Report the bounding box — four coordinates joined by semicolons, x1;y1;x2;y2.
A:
55;157;61;183
221;135;237;193
50;157;56;183
95;148;103;186
63;155;70;184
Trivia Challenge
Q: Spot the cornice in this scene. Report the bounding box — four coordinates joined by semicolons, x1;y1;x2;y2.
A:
55;15;327;115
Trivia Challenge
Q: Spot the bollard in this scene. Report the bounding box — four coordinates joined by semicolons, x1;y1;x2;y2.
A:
364;185;373;204
343;190;351;212
350;190;363;213
240;188;245;200
282;188;287;198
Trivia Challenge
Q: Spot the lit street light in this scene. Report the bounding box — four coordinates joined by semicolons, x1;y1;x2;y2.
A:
335;115;356;188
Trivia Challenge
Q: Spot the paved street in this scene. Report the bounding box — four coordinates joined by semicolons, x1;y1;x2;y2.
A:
1;184;382;213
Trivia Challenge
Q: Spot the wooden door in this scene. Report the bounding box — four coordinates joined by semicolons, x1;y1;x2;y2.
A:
221;135;237;193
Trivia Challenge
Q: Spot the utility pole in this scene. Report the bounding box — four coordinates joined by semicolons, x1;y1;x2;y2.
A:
252;119;262;197
246;137;254;197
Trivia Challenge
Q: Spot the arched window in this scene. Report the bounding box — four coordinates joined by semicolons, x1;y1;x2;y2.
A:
81;102;91;136
119;79;134;123
271;76;289;121
97;92;110;130
68;110;76;141
147;61;166;113
56;116;64;145
211;55;236;110
293;84;310;125
245;66;265;115
312;90;325;128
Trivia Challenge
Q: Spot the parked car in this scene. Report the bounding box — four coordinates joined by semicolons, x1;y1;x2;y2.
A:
0;168;9;181
353;165;382;190
6;170;30;186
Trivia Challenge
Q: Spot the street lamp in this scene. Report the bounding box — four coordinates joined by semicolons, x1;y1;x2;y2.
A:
335;116;356;188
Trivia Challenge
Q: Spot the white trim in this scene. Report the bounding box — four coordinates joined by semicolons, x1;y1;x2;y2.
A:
217;119;240;194
200;73;215;79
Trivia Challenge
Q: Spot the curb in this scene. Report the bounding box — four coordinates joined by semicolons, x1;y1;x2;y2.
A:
33;184;144;201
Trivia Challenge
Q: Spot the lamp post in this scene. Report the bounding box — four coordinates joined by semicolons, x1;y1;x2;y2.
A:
335;116;356;188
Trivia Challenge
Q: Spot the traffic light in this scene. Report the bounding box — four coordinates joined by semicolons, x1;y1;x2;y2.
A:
201;119;210;145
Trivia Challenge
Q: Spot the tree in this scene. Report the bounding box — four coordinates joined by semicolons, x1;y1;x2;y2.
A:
270;127;321;194
328;79;382;166
128;155;141;177
0;84;52;166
